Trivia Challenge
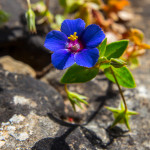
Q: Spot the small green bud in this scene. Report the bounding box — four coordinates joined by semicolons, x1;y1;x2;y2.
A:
67;91;88;111
25;8;36;33
110;58;126;68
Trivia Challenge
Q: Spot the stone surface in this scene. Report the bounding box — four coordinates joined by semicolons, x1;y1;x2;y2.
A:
0;55;36;77
0;68;66;149
0;64;150;150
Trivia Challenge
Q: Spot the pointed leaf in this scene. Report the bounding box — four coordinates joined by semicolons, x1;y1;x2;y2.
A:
111;113;124;128
69;96;82;109
127;110;139;115
98;38;107;57
70;100;76;111
124;115;130;130
69;92;88;105
105;106;120;113
120;101;125;110
104;66;136;88
104;40;129;59
61;64;99;83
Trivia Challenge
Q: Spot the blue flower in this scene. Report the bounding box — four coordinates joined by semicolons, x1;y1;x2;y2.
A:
44;18;105;70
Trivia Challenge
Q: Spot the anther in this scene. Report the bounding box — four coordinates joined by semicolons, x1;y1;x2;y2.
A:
68;32;78;41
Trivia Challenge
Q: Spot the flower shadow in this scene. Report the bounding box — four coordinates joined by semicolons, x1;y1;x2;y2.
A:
32;80;128;149
32;127;77;150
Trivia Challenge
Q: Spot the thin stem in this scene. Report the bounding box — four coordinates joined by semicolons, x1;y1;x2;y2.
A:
110;67;128;112
64;84;68;94
27;0;31;9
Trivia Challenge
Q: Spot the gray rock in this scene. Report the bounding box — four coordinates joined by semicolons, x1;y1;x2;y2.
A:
1;63;150;150
0;68;66;149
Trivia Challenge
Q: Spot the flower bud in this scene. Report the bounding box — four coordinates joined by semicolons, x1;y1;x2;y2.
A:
110;58;126;68
67;91;88;111
25;8;36;33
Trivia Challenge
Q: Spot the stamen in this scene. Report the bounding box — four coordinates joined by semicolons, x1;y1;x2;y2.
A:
68;32;78;41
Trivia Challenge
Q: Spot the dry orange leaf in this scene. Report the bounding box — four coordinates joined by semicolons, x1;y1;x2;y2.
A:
103;0;130;12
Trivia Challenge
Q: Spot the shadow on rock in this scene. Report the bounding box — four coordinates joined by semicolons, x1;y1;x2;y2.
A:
32;80;122;149
32;127;77;150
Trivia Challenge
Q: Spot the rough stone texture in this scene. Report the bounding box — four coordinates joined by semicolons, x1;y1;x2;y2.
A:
0;55;36;77
0;64;150;150
0;68;66;149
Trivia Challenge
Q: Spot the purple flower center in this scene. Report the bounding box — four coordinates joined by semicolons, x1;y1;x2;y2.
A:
66;32;83;53
66;39;83;53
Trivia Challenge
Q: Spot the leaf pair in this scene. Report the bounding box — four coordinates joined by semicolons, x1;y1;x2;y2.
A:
99;38;128;59
99;39;135;88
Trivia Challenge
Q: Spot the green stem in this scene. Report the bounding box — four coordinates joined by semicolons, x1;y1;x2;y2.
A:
110;67;127;112
65;84;68;94
27;0;31;9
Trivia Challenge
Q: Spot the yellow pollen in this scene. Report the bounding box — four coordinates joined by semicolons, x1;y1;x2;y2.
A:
68;32;78;41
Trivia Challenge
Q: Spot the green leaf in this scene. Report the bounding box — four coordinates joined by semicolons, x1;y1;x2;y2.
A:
105;106;121;113
104;40;129;59
61;64;99;83
104;66;136;88
127;110;139;115
98;38;107;57
111;112;125;128
68;91;88;105
59;0;67;7
0;10;10;26
124;115;130;130
67;90;88;111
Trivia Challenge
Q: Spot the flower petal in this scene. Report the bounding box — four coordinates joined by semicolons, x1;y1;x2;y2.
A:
80;24;105;48
75;48;99;68
61;19;85;37
52;49;75;70
44;31;68;52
